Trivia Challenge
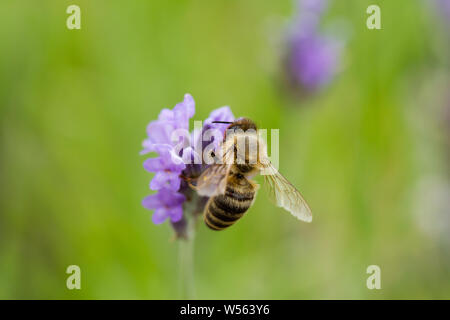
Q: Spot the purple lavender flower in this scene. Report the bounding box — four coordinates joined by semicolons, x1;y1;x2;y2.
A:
203;106;235;131
143;145;186;191
297;0;328;14
141;94;194;155
443;94;450;154
141;94;234;235
288;33;341;91
141;94;195;225
200;106;235;152
285;0;343;93
141;94;195;191
142;189;186;224
436;0;450;23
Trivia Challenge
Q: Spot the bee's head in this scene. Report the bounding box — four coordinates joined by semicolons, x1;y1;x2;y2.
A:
213;118;257;141
229;118;257;132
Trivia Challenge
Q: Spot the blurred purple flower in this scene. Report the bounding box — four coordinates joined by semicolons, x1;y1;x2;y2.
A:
436;0;450;22
288;34;341;91
285;0;343;93
443;95;450;154
141;94;234;232
297;0;328;14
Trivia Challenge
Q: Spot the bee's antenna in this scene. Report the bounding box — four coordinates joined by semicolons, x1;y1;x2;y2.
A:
212;121;233;124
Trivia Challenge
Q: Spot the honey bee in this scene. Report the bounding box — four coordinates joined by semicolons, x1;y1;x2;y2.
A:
194;118;312;231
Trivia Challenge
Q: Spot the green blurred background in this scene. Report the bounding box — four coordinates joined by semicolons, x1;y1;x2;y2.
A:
1;0;449;299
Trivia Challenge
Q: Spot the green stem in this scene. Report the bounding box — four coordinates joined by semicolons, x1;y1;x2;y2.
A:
178;218;196;299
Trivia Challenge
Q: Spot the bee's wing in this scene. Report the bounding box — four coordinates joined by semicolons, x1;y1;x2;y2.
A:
195;136;236;197
262;162;312;222
196;164;231;197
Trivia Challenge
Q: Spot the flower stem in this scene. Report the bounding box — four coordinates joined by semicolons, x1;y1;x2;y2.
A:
178;218;196;299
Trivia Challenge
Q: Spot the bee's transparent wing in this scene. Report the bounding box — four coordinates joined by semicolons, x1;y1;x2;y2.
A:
195;137;236;197
263;162;312;222
195;164;231;197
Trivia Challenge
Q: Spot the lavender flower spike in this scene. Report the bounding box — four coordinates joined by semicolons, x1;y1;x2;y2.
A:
142;189;186;224
285;0;343;93
288;33;342;91
141;94;235;231
141;94;195;224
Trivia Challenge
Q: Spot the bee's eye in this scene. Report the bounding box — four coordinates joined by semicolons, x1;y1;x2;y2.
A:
210;151;215;158
235;172;244;179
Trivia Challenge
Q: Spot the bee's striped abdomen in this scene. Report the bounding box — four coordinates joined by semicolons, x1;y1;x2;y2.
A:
204;188;255;231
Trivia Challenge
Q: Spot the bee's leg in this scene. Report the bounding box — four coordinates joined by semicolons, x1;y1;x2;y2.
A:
179;174;198;190
188;182;198;190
